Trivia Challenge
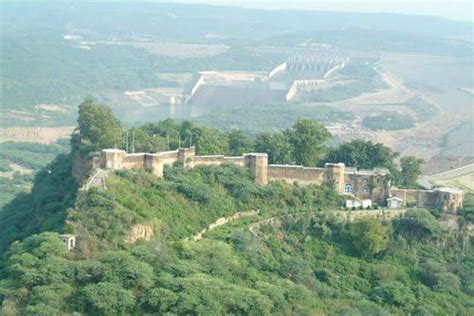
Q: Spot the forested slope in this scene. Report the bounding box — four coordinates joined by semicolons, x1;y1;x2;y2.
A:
1;164;473;315
0;99;472;315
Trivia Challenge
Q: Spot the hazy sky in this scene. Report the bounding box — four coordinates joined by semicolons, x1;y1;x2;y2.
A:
162;0;473;22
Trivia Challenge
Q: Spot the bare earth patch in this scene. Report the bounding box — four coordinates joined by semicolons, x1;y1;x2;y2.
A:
35;104;69;113
318;53;473;170
0;163;34;179
0;127;75;144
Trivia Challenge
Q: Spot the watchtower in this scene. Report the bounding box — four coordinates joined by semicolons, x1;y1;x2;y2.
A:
178;147;196;169
244;153;268;185
324;163;345;194
101;149;126;170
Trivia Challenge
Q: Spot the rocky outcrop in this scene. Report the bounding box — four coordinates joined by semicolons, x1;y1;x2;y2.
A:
125;224;154;244
82;168;110;191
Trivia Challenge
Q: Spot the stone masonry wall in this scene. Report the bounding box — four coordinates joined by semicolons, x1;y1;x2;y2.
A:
122;154;147;170
343;173;390;205
389;188;463;213
390;188;438;208
192;155;245;167
268;165;325;185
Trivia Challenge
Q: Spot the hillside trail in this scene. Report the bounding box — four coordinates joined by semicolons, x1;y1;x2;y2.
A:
183;210;260;242
183;208;409;242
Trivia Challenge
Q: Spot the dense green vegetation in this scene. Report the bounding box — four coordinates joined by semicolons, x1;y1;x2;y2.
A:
400;156;425;189
1;99;471;314
77;98;124;152
194;103;352;136
0;153;78;254
0;165;471;314
363;113;416;131
459;193;474;224
0;141;69;208
322;140;424;187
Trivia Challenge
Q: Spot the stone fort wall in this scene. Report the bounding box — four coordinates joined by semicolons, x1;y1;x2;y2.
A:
99;147;463;212
390;188;463;213
268;165;325;186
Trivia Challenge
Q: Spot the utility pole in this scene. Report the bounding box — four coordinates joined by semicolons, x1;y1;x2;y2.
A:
132;131;135;153
126;130;129;153
189;134;193;148
178;135;181;148
167;134;170;150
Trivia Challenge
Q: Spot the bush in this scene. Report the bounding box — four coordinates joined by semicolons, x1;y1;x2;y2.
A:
372;281;415;308
395;209;442;241
81;282;136;315
349;218;390;257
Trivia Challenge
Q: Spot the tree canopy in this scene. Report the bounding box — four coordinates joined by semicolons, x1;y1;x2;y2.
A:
400;156;424;188
77;97;123;151
284;119;331;166
323;140;398;170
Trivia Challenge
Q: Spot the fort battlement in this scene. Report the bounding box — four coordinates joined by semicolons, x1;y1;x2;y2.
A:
98;147;463;212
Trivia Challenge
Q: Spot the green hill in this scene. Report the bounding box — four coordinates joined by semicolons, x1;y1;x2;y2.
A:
1;163;472;315
0;100;472;315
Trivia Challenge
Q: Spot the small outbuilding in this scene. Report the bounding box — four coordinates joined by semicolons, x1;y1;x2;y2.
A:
387;197;404;209
60;234;76;251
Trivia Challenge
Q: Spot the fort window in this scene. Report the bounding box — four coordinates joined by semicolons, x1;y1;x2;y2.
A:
344;184;353;194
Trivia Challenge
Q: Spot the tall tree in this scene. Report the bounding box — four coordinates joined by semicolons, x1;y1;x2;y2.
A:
77;97;123;151
127;128;168;153
400;156;424;188
284;119;331;166
255;132;292;164
350;218;390;257
324;140;398;170
228;129;254;156
180;121;228;155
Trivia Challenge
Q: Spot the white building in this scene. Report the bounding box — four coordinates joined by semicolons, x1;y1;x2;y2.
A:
346;198;372;209
60;234;76;251
387;197;404;209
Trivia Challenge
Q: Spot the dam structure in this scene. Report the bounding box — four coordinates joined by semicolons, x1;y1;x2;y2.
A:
97;147;463;213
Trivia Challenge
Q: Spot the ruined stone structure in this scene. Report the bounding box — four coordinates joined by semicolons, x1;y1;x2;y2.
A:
390;187;463;213
99;147;463;212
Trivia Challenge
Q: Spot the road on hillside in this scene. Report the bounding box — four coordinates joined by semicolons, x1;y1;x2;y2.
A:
418;163;474;189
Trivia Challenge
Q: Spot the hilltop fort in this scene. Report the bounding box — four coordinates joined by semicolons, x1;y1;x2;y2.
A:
96;147;463;213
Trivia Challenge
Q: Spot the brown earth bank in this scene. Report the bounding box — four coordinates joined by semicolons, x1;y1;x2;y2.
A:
0;126;75;144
